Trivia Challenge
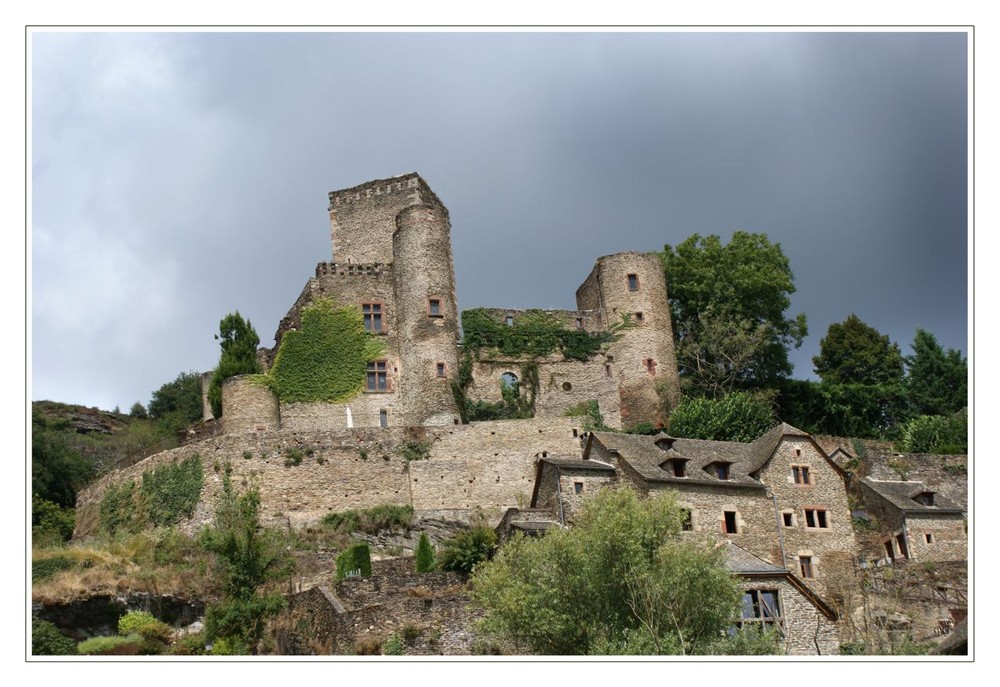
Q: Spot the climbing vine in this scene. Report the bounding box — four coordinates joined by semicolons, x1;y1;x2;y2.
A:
460;309;632;361
266;298;385;404
99;455;204;534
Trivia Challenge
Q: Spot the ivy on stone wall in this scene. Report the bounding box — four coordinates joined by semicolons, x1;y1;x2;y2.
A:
452;361;539;423
461;309;632;362
266;298;385;404
99;455;204;535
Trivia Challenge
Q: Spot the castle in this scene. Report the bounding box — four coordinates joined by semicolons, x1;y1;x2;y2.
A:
219;172;680;435
72;174;968;655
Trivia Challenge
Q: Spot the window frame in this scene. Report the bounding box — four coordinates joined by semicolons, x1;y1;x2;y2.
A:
436;362;446;378
737;589;783;635
803;508;829;529
722;510;738;534
361;302;386;334
427;297;443;318
791;464;812;486
365;360;390;392
799;555;815;579
627;273;640;291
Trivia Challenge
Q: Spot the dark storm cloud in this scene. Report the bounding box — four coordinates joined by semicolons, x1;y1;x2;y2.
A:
30;30;968;410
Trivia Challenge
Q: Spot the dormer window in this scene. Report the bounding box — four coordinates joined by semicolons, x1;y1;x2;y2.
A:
708;462;731;480
660;458;687;478
654;436;676;451
914;491;936;507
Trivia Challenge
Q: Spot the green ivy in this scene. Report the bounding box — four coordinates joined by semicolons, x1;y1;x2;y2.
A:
99;455;204;534
336;542;373;579
461;309;631;361
267;298;385;404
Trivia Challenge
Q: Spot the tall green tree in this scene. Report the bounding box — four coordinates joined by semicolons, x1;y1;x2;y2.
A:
148;371;204;432
661;232;807;393
813;315;904;386
208;312;262;418
905;329;967;417
471;489;772;655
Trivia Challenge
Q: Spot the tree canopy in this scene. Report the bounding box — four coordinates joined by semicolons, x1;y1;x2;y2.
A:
471;488;775;655
812;314;904;386
667;391;776;443
661;232;806;394
148;371;204;432
208;312;262;418
905;329;967;417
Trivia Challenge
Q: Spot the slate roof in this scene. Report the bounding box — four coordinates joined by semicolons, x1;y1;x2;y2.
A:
861;478;965;514
538;457;616;472
722;542;786;574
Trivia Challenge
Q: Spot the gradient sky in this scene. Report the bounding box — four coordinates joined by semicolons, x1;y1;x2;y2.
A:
30;30;969;411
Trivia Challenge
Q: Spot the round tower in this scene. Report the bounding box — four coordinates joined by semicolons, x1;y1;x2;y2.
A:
594;252;681;428
221;375;280;434
392;203;461;426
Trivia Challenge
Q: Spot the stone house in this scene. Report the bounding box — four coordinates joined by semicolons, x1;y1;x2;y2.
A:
532;423;858;600
859;477;967;564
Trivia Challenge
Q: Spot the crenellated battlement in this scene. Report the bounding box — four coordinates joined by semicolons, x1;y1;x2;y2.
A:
328;173;448;217
315;262;392;278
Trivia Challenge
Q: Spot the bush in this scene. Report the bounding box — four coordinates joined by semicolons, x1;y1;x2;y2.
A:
77;634;144;655
118;610;173;646
668;392;775;443
284;448;304;467
336;542;372;580
438;527;496;575
383;632;404;655
897;412;967;453
32;495;76;545
415;532;435;572
31;617;75;655
322;504;413;534
170;631;208;655
31;555;74;582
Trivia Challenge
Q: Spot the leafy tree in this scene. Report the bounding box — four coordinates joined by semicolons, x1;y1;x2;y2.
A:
31;428;94;509
207;312;262;418
668;392;776;443
200;464;291;654
438;527;497;575
129;402;148;419
415;532;435;572
776;380;907;439
32;617;76;655
148;371;204;432
813;315;904;386
661;232;807;392
905;329;967;417
897;411;967;454
336;542;373;579
32;494;76;545
471;489;757;655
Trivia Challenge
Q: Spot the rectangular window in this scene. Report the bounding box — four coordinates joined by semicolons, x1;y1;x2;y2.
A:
574;482;583;495
644;358;657;375
723;510;738;534
799;556;815;578
792;465;811;485
804;509;828;528
739;590;782;631
635;312;644;322
362;303;383;333
671;460;686;478
366;361;388;391
627;273;639;291
379;409;388;428
576;317;583;329
925;533;934;544
436;362;446;378
782;512;794;527
896;533;909;559
681;508;693;532
605;364;612;378
428;298;442;317
713;463;731;480
505;314;514;326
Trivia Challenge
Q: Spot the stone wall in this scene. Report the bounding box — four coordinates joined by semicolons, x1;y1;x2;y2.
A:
75;418;585;537
904;513;967;563
221;375;279;434
738;577;840;656
531;462;620;521
866;452;968;512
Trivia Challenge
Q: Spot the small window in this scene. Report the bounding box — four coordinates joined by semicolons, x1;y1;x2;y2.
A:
896;533;909;559
436;362;446;378
723;510;738;534
914;492;936;507
634;312;644;323
605;364;612;378
576;317;583;329
794;448;802;457
505;314;514;326
644;358;657;375
366;361;388;391
362;303;384;333
681;508;693;531
379;409;388;428
574;482;584;495
925;533;934;544
792;465;811;485
627;273;639;291
804;509;828;529
782;512;794;527
799;556;815;578
712;463;731;480
428;299;442;317
671;460;686;478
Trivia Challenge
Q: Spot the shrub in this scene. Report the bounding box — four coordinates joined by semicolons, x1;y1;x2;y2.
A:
284;448;304;467
400;441;430;464
400;622;421;644
668;392;775;443
415;532;435;572
32;495;76;545
31;617;75;656
336;542;372;580
438;527;496;575
118;610;173;645
353;636;382;655
897;412;967;454
322;504;413;534
77;634;144;655
383;632;404;655
31;555;74;582
170;631;208;655
140;455;204;528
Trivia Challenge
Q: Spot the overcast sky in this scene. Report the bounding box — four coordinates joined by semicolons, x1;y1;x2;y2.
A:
30;30;969;412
